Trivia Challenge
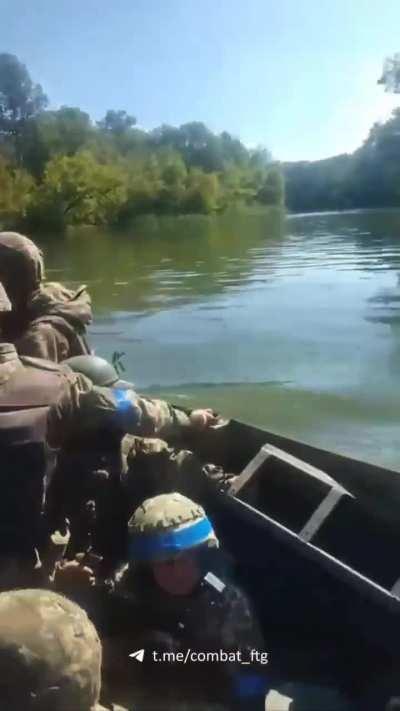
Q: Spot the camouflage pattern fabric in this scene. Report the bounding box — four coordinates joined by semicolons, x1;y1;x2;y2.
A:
45;433;232;575
115;564;264;656
47;391;193;450
122;435;235;510
102;564;265;710
0;342;94;413
0;231;92;361
44;381;204;574
0;346;197;577
0;588;103;710
0;232;44;300
16;282;93;362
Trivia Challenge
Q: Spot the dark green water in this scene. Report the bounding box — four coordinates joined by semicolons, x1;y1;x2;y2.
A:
39;208;400;470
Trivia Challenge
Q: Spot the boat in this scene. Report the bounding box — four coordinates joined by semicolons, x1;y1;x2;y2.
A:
184;419;400;707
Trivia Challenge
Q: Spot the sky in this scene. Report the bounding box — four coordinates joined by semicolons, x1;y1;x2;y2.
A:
1;0;400;162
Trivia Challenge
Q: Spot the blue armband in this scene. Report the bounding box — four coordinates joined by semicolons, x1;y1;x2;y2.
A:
113;388;141;427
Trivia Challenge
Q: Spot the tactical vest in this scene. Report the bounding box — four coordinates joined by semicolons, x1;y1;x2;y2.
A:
0;355;66;555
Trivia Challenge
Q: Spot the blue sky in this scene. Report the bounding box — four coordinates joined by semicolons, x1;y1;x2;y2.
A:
2;0;400;161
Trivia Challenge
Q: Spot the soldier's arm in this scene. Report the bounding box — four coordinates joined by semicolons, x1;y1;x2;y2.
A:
47;380;145;449
136;397;220;441
46;370;106;448
135;396;192;439
47;378;217;450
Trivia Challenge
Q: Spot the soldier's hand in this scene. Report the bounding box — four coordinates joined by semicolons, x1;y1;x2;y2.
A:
54;557;96;592
190;409;220;430
203;465;238;493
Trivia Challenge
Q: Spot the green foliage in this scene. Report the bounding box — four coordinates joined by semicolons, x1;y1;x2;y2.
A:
21;107;93;177
0;53;48;162
283;155;353;211
184;170;220;213
27;152;127;228
0;157;35;227
0;54;284;228
284;107;400;211
98;110;137;134
257;166;285;206
283;59;400;212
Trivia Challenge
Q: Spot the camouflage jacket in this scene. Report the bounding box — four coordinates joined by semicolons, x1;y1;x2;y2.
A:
15;282;92;362
45;432;232;573
100;567;266;709
122;435;234;511
47;392;193;450
112;565;264;657
45;398;195;570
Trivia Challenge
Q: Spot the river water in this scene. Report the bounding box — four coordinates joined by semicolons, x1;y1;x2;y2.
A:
40;208;400;471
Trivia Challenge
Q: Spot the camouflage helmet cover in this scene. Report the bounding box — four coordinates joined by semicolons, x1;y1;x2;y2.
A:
128;492;219;561
0;232;44;298
0;589;102;710
0;282;11;312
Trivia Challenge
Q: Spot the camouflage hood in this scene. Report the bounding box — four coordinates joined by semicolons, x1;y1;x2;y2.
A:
28;282;93;331
0;232;44;303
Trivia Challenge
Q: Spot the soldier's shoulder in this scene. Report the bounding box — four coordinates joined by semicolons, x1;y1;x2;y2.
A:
205;574;253;613
20;355;64;373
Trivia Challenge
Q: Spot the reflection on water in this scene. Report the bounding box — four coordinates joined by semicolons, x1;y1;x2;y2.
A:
39;208;400;470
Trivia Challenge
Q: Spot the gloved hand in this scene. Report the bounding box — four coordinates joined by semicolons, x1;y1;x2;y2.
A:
203;464;238;493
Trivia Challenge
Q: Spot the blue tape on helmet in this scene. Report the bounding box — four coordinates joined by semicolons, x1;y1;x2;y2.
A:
233;672;269;698
129;516;214;561
113;388;141;426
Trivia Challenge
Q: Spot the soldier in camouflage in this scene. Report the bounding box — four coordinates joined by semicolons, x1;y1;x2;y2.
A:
0;231;92;361
0;588;127;710
122;434;234;511
0;282;217;588
45;355;227;579
100;493;268;710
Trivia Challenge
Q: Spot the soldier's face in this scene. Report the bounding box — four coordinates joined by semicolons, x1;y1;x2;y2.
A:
151;552;202;596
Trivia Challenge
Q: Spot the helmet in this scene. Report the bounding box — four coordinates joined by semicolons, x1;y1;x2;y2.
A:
0;282;11;313
128;493;219;562
0;589;102;710
64;355;134;390
0;232;44;300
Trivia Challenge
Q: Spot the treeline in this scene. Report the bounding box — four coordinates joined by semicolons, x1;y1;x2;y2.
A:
284;108;400;212
0;54;284;230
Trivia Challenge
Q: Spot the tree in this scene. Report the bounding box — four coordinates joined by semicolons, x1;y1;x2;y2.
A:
184;170;220;213
0;53;48;160
158;153;187;212
98;110;137;135
257;166;285;206
21;107;93;176
0;157;34;226
28;151;127;228
0;53;284;227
